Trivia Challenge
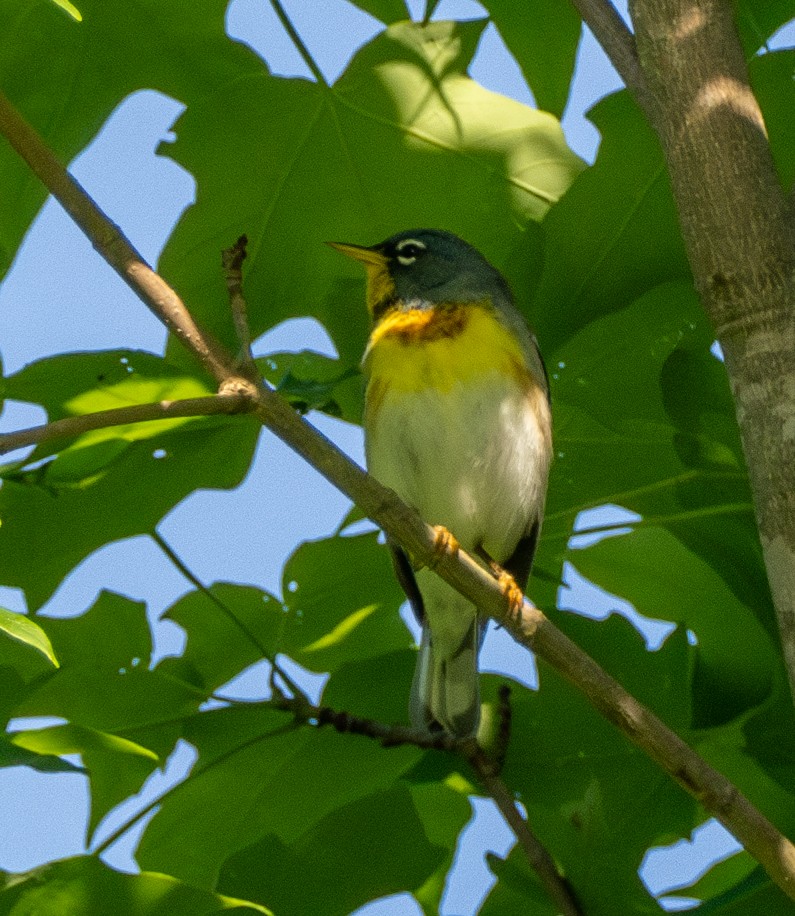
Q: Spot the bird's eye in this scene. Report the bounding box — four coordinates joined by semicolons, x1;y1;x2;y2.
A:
395;239;426;266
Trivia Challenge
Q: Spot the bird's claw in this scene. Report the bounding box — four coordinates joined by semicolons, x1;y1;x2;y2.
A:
428;525;459;568
497;570;525;622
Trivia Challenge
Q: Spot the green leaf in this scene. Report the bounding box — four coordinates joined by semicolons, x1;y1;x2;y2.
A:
47;0;82;21
683;850;757;904
4;349;217;475
533;92;689;351
750;50;795;193
123;708;304;887
537;285;717;572
694;717;795;838
345;0;410;23
555;614;694;730
0;607;58;678
258;351;363;423
409;778;473;912
0;856;273;915
6;350;209;420
572;528;776;726
137;706;423;887
217;784;445;915
0;0;262;286
743;682;795;794
482;0;581;116
280;533;412;673
159;19;583;372
695;866;795;915
0;733;84;774
38;591;151;670
323;650;416;724
735;0;795;54
0;353;260;609
12;722;159;839
480;846;562;915
0;669;27;727
532;281;769;634
162;584;284;694
16;595;199;736
495;621;699;913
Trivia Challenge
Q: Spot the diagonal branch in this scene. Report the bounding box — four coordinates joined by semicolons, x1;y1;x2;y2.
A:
3;89;795;900
0;393;254;457
569;0;654;116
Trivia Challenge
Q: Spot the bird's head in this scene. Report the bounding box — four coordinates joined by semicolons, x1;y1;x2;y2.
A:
329;229;510;317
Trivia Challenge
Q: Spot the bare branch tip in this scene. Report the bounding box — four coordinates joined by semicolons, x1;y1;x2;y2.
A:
222;234;249;272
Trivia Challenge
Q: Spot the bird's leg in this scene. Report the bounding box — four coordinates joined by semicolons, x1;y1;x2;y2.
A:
475;546;525;622
428;525;459;568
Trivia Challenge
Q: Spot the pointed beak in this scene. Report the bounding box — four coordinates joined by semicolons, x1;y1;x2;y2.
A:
327;241;388;267
327;242;394;314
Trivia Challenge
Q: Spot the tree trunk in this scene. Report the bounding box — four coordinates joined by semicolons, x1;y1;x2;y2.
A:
629;0;795;700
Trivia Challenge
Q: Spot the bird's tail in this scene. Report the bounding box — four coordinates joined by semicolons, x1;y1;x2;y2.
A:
410;615;481;738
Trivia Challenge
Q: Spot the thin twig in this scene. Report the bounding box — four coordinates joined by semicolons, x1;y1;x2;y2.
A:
4;90;795;900
269;0;328;86
0;394;254;457
222;234;257;380
463;739;582;916
493;683;512;775
569;0;654;116
151;530;308;701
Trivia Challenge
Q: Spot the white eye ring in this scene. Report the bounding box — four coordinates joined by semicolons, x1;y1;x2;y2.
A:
395;238;426;265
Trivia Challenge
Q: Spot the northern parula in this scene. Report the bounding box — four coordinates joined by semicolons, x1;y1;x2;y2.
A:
331;229;552;737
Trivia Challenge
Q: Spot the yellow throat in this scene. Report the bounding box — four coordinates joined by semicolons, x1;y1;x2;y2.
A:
363;302;532;425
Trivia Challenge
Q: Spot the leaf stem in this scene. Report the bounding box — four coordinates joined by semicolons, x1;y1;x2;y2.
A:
544;501;756;543
151;531;307;700
269;0;328;86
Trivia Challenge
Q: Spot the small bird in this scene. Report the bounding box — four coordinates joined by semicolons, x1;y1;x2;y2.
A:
330;229;552;738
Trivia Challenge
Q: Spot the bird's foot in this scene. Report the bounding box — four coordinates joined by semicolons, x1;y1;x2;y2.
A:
475;546;525;622
496;570;525;622
428;525;459;569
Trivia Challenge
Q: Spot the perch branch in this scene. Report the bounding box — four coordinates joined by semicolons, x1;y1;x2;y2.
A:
3;90;795;900
0;394;254;457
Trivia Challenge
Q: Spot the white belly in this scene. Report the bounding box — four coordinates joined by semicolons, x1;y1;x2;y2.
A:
365;369;551;563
